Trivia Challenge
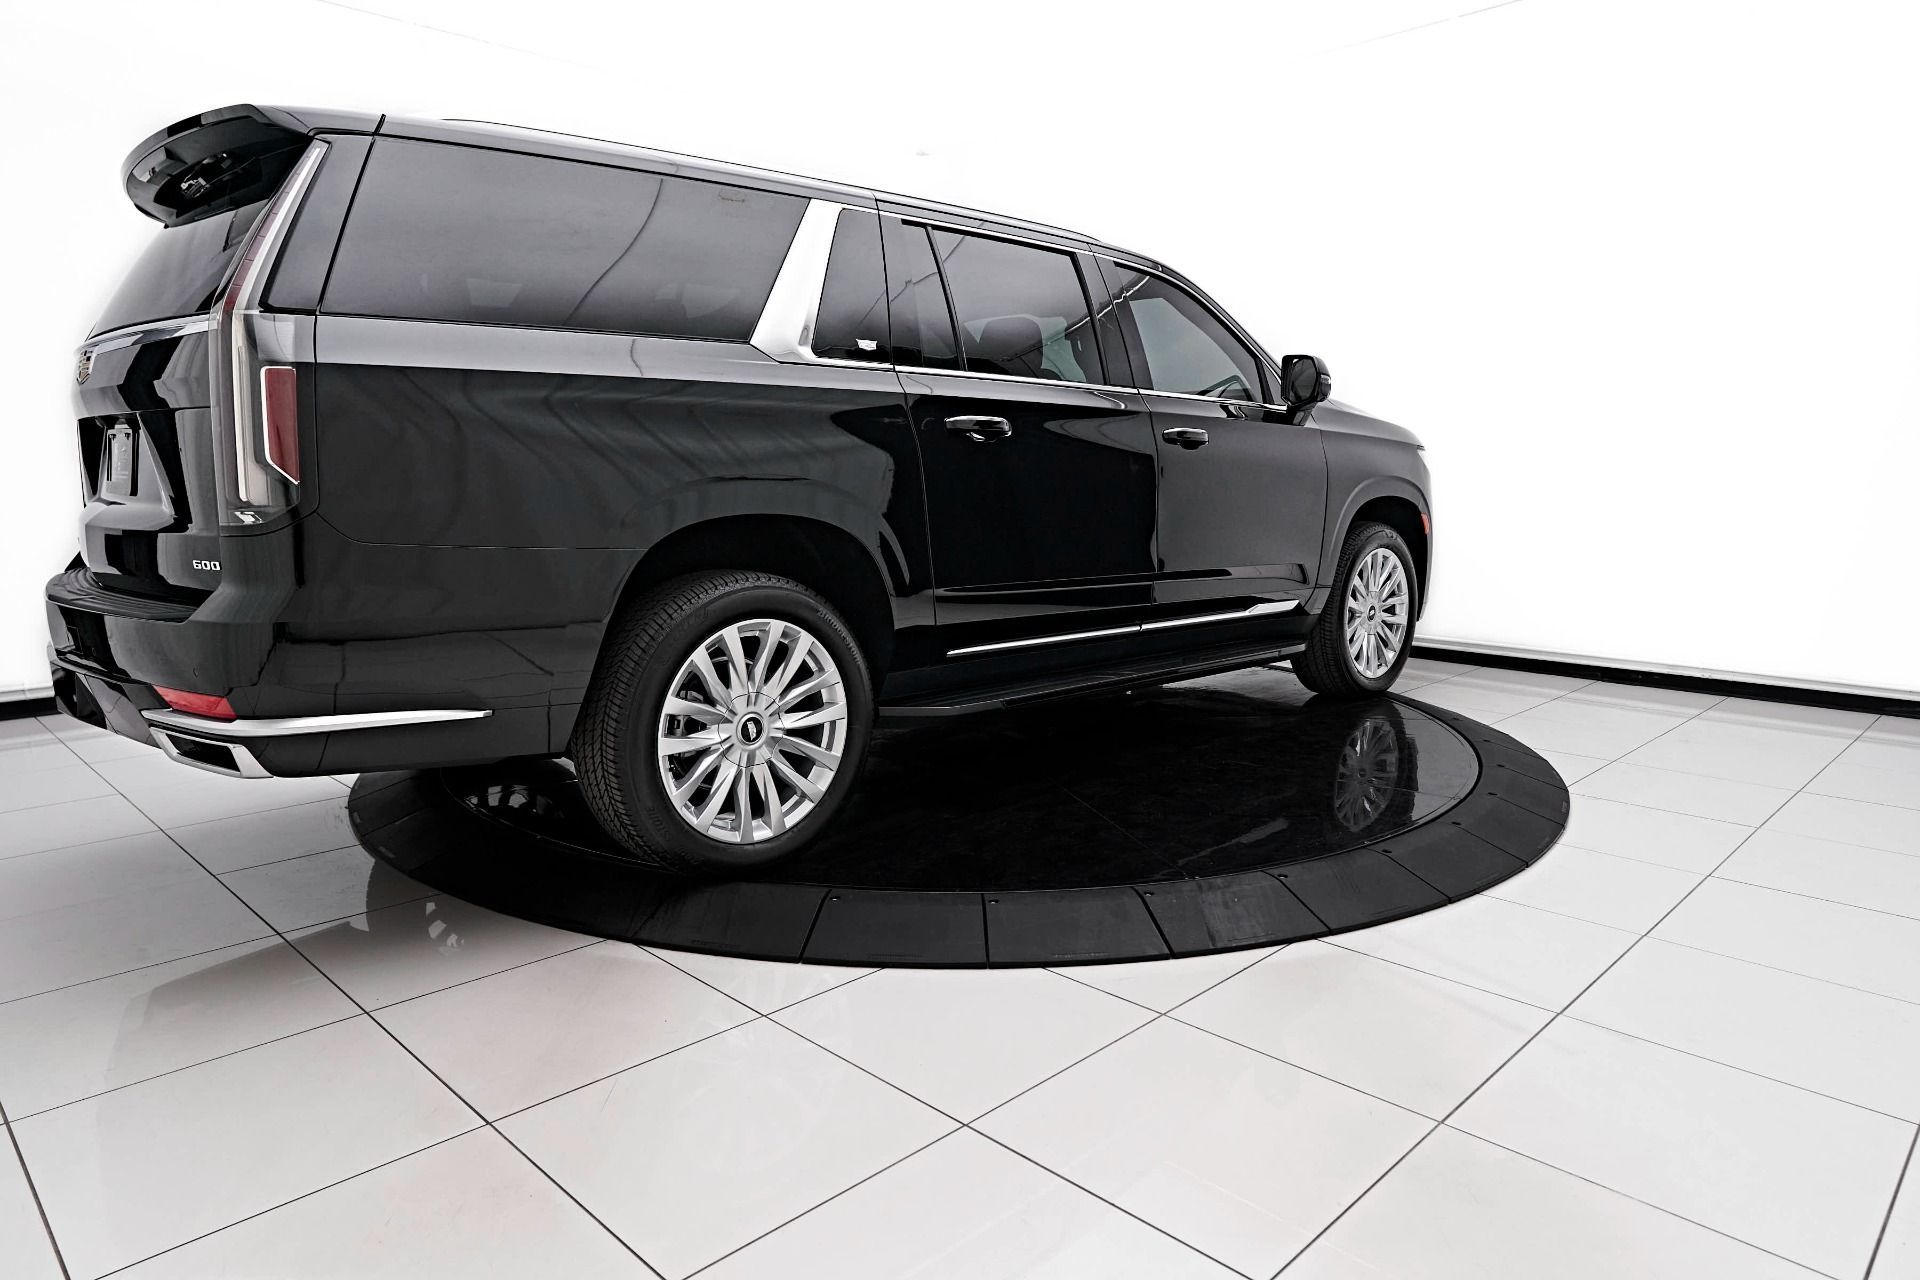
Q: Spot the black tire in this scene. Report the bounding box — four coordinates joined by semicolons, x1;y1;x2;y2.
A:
571;571;873;874
1293;522;1417;698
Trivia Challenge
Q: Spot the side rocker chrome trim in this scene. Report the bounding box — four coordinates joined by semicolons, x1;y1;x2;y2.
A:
143;707;493;738
946;599;1299;657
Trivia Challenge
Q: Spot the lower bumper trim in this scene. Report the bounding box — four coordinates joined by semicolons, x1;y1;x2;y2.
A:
142;707;492;739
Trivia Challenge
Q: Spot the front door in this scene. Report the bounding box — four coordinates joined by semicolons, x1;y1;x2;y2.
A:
885;218;1159;656
1099;261;1327;613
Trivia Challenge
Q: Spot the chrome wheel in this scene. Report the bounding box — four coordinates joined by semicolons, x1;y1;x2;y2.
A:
1344;547;1410;680
655;618;848;844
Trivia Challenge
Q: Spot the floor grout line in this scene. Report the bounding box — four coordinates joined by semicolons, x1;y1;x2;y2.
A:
1;1096;73;1280
1866;1127;1919;1279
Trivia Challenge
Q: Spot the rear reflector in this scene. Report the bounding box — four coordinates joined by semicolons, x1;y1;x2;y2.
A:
1420;512;1431;536
153;687;237;720
260;366;300;483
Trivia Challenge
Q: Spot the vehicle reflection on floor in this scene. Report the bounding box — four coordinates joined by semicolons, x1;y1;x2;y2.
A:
449;665;1479;891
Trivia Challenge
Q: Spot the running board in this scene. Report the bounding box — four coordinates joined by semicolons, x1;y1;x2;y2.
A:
879;641;1305;719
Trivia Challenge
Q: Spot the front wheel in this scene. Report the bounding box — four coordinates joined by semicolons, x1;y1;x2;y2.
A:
1293;522;1417;698
571;571;873;874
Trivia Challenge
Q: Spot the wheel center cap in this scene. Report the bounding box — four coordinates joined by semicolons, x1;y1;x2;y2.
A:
735;712;766;747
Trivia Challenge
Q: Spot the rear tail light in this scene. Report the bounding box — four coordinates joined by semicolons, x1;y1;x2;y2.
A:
153;687;237;720
209;141;328;526
260;366;300;483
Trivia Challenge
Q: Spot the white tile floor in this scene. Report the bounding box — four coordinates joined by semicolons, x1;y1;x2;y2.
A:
1;663;1917;1280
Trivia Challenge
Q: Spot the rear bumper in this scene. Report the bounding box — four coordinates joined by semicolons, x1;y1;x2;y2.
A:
47;563;542;776
50;659;522;777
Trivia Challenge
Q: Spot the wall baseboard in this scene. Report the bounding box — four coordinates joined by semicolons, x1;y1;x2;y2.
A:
0;695;56;722
1414;640;1919;718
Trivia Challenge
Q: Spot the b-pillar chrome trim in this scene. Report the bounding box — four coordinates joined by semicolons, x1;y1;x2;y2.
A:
142;707;493;738
946;600;1301;657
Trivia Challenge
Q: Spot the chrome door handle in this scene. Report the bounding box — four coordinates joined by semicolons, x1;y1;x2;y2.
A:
1162;426;1210;449
945;415;1012;442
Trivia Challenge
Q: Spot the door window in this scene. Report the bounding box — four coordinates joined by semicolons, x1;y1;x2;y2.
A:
881;219;960;369
930;230;1100;383
812;209;889;362
1104;266;1265;401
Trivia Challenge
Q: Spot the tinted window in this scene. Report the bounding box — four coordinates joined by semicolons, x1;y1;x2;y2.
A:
325;140;804;339
881;218;959;369
812;209;889;362
93;200;267;334
1106;266;1263;401
932;230;1098;382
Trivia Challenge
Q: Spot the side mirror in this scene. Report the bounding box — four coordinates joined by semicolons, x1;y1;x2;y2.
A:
1279;354;1331;423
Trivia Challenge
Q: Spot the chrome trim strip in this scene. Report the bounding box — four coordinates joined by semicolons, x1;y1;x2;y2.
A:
1138;600;1299;630
895;363;1134;396
886;210;1093;255
142;707;492;738
81;316;211;356
946;599;1298;657
947;623;1140;657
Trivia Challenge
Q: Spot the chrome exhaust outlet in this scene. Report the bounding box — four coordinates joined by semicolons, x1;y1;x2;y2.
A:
150;727;273;779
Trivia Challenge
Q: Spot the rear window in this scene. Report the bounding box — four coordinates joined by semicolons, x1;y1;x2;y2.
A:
92;200;267;335
324;140;806;340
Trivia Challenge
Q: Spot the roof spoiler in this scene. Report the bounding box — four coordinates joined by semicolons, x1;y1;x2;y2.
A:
121;104;379;226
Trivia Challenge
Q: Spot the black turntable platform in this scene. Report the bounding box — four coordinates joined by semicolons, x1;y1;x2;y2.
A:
349;666;1569;967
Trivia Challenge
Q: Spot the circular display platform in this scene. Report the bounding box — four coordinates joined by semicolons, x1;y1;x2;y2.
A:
350;667;1569;967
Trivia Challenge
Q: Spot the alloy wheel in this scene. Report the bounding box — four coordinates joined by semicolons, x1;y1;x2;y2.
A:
655;618;848;843
1344;546;1410;679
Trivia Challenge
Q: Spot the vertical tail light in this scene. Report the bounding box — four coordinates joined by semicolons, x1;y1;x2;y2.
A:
210;141;328;526
260;366;300;483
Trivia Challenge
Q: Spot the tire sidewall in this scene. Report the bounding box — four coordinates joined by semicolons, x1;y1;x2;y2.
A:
1336;526;1417;693
616;583;872;871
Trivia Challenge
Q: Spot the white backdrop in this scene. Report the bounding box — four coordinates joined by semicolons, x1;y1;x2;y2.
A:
3;0;1916;698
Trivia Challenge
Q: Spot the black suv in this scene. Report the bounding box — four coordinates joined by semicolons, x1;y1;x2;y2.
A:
50;104;1433;873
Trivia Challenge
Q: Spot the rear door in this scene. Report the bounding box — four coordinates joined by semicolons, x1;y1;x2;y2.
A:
1098;260;1327;613
887;218;1159;655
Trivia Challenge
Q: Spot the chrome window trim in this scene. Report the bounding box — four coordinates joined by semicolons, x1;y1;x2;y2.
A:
751;199;893;369
1140;387;1271;409
895;363;1134;397
887;211;1092;256
946;599;1298;657
81;316;212;357
143;707;492;738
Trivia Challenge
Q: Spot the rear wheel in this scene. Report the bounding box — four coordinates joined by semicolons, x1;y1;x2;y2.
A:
572;571;872;874
1293;522;1417;698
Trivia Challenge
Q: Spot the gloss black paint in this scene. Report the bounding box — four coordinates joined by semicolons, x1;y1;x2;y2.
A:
48;105;1433;778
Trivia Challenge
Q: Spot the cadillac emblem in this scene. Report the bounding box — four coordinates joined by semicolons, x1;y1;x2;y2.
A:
75;350;92;385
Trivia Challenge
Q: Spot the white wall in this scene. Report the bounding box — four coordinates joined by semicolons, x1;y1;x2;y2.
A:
3;0;1915;697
